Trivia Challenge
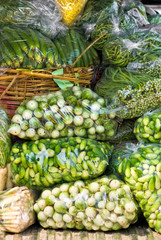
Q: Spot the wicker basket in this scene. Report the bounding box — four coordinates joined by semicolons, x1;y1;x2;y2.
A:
0;67;94;118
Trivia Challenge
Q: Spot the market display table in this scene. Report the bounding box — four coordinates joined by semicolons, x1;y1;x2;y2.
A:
1;221;161;240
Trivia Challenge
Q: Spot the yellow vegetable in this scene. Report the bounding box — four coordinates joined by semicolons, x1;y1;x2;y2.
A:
55;0;88;26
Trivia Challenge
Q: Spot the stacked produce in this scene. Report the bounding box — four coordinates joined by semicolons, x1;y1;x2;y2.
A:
34;175;139;231
0;27;99;68
109;143;161;233
134;108;161;143
10;137;112;189
1;0;161;236
8;87;118;141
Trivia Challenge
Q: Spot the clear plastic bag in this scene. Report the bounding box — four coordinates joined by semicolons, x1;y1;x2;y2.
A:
102;29;161;67
0;27;99;69
8;86;118;141
107;78;161;119
94;66;152;104
134;108;161;144
0;0;67;39
55;0;88;26
10;137;112;189
0;108;11;168
34;175;139;231
0;186;36;233
109;142;161;234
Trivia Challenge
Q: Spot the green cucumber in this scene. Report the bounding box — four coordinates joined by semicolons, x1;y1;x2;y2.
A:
54;38;66;67
75;31;89;67
69;29;82;67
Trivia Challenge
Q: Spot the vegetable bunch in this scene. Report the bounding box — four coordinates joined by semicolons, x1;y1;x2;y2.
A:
9;86;118;141
134;108;161;143
110;142;161;233
0;186;36;233
0;108;11;167
10;137;112;189
108;79;161;119
94;66;152;103
0;27;99;69
34;175;139;231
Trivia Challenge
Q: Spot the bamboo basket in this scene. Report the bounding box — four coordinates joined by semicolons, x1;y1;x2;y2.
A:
0;67;94;118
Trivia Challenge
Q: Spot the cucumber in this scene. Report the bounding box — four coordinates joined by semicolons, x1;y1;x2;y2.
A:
16;28;35;52
2;27;28;54
54;38;67;66
26;29;41;50
0;40;18;64
75;32;89;67
69;29;82;68
65;31;75;66
1;31;24;63
0;47;13;67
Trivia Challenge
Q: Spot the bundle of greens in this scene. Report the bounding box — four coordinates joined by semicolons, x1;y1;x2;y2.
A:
94;66;152;103
148;15;161;25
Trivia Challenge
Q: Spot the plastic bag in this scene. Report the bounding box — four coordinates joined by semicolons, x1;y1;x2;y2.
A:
94;66;152;104
0;108;11;167
0;186;36;233
127;53;161;78
107;78;161;119
10;137;112;189
90;0;138;51
121;0;149;27
134;108;161;143
0;27;99;69
8;86;118;141
110;120;136;143
148;14;161;25
0;0;67;39
55;0;88;26
102;29;161;67
109;142;161;234
34;175;139;231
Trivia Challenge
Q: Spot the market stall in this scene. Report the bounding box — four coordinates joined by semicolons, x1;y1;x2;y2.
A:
0;0;161;239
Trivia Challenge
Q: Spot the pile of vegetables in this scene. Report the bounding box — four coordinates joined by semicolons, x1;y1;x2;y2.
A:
8;87;118;141
0;27;99;68
134;108;161;143
109;143;161;234
108;79;161;119
34;175;139;231
10;137;112;189
94;66;152;103
1;0;161;236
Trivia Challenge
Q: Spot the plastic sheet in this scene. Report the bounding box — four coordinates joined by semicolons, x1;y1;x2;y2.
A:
109;142;161;234
34;175;139;231
0;0;67;39
10;137;112;189
8;86;118;141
